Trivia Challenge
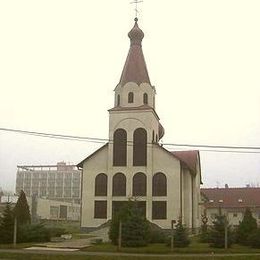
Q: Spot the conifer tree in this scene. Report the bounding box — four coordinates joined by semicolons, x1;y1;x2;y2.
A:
172;218;190;247
236;208;257;245
109;200;150;247
14;190;31;226
0;202;14;243
209;214;233;248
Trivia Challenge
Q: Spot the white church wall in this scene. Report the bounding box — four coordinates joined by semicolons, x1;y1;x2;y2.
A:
152;146;181;229
81;146;108;228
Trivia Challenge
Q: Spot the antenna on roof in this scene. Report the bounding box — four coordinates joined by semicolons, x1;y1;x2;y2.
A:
130;0;143;19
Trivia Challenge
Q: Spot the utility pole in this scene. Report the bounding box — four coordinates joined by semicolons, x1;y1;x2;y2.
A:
171;220;176;252
224;215;228;249
13;217;17;248
118;220;122;251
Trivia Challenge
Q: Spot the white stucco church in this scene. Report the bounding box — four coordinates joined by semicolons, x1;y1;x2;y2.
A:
78;18;202;232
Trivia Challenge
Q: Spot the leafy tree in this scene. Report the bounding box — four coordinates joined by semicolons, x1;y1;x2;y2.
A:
236;208;257;245
169;218;190;247
109;200;150;247
14;190;31;226
209;214;233;248
0;202;14;244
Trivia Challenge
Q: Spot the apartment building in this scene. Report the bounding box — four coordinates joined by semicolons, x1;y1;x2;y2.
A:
16;162;81;204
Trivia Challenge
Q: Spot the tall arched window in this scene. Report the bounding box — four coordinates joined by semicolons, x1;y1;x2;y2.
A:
117;95;120;106
128;92;134;103
133;128;147;166
113;129;127;166
95;173;107;196
152;172;167;196
152;130;155;143
143;93;148;104
133;172;147;196
112;173;126;196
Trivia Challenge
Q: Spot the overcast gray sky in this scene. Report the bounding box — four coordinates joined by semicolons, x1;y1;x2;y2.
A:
1;0;260;192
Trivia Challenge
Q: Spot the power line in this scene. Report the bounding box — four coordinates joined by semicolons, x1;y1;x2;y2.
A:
1;127;260;154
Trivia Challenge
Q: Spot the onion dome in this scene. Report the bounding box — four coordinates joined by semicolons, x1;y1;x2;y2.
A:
128;18;144;46
119;18;151;86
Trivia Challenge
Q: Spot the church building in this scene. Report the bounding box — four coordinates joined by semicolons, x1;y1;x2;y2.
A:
78;18;202;231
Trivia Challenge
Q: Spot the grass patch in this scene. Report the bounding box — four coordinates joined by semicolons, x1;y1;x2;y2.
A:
1;252;260;260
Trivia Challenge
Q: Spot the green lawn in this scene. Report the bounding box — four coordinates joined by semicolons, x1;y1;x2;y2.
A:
83;236;260;255
1;253;260;260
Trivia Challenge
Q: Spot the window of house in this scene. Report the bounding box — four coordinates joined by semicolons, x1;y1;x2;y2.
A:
143;93;148;104
117;95;120;106
133;172;147;196
112;173;126;196
128;92;134;103
113;129;127;166
152;172;167;196
94;201;107;219
133;128;147;166
95;173;107;196
152;201;167;219
233;213;238;217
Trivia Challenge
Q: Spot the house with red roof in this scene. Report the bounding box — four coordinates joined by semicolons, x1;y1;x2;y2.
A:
201;187;260;226
78;19;202;232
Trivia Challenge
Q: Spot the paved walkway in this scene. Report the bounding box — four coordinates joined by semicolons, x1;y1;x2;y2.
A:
35;238;92;249
33;226;110;249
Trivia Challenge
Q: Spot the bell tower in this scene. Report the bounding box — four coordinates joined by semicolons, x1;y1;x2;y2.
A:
108;18;164;170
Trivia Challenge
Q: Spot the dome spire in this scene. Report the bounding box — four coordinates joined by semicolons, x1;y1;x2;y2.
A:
119;18;151;86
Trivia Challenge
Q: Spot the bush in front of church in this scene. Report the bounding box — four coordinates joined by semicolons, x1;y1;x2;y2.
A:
166;218;190;248
109;201;151;247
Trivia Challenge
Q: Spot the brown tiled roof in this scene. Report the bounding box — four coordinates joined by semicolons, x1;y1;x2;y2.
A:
171;150;199;173
202;187;260;208
119;19;151;86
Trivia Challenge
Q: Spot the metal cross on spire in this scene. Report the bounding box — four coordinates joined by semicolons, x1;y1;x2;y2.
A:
130;0;143;19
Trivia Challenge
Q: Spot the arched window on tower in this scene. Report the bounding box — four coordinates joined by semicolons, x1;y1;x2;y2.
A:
133;128;147;166
112;173;126;196
113;129;127;166
133;172;147;196
152;172;167;196
128;92;134;103
143;93;148;104
117;95;120;106
95;173;107;196
152;130;155;143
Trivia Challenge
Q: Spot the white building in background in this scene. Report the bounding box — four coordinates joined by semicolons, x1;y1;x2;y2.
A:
78;18;202;232
16;162;81;204
0;195;80;221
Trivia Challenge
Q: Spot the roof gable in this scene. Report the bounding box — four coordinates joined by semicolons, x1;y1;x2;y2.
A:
77;143;108;169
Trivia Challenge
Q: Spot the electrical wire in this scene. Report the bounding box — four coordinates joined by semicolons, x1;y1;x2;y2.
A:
1;127;260;154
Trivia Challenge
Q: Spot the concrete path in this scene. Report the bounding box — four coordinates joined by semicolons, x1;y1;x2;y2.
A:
35;238;92;249
87;226;110;242
33;226;110;249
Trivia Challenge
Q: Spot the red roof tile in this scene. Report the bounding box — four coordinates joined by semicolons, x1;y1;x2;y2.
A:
202;187;260;208
171;150;199;173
